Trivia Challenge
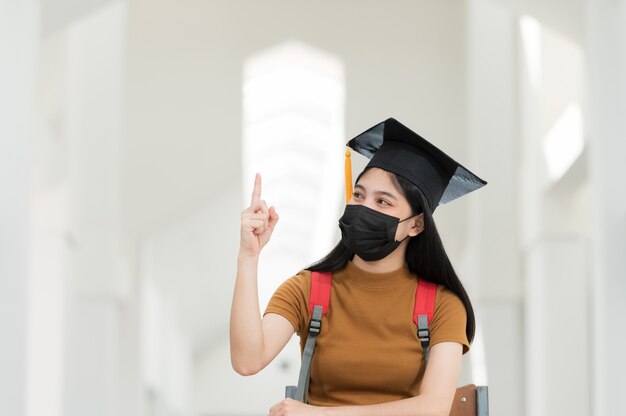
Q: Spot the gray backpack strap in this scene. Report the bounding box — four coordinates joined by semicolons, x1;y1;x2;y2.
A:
285;305;323;403
295;305;323;402
286;271;331;402
285;385;296;399
417;314;430;362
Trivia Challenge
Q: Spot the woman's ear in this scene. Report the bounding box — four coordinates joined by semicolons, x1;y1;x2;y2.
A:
408;213;425;237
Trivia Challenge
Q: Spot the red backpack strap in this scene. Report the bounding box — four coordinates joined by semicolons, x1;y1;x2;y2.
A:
309;271;332;316
413;278;437;362
413;278;437;324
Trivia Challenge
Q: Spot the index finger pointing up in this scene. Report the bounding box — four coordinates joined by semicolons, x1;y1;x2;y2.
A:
250;173;262;205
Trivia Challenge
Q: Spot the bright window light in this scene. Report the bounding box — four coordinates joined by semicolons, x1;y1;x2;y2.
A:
542;103;584;180
243;40;345;308
520;15;542;88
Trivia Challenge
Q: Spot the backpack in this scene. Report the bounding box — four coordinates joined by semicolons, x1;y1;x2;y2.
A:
285;271;437;403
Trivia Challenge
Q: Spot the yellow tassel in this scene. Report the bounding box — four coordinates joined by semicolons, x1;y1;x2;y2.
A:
345;149;352;203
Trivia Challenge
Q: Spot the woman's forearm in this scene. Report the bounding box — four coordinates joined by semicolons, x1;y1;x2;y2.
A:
229;253;265;375
271;393;451;416
324;394;450;416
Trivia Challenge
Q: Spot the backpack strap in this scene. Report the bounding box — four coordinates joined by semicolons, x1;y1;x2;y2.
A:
286;271;332;403
413;279;437;363
309;271;332;316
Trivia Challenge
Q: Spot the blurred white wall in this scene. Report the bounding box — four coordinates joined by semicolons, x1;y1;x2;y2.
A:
0;1;39;415
586;1;626;414
3;0;626;415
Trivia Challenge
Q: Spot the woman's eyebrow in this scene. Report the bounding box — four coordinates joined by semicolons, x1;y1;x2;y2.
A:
354;184;398;200
375;190;398;200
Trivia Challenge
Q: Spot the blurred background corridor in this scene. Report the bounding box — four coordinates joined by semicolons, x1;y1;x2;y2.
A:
1;0;625;415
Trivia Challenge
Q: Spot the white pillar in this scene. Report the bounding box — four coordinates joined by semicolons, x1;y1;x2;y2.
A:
518;13;590;416
465;1;523;415
61;2;135;415
586;1;626;415
0;1;38;415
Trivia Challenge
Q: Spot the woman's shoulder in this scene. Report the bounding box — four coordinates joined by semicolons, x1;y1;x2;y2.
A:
416;279;463;305
273;266;350;300
292;268;313;281
275;269;313;294
431;283;470;352
264;269;314;333
436;284;465;308
433;284;467;318
435;283;461;298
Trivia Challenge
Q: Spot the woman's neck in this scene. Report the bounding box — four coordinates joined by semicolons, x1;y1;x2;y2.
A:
352;241;408;274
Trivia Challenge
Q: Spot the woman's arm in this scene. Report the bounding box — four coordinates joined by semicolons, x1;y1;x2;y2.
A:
230;255;294;375
269;342;463;416
230;174;293;375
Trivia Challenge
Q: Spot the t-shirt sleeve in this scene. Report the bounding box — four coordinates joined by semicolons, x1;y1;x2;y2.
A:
263;270;311;334
429;286;470;354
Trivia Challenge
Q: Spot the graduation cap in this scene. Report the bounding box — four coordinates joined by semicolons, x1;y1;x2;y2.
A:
344;118;487;211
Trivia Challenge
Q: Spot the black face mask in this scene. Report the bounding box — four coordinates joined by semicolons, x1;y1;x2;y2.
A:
338;204;413;261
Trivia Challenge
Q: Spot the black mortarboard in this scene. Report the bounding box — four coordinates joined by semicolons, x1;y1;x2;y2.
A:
346;118;487;211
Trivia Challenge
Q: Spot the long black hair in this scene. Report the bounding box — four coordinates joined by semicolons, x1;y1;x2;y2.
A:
308;167;476;343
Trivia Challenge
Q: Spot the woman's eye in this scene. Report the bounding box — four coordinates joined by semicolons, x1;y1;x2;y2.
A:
378;199;390;206
353;192;363;199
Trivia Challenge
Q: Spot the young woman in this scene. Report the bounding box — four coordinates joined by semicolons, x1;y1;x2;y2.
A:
230;118;486;416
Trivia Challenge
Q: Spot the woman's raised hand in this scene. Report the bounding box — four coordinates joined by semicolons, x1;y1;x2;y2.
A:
240;173;279;258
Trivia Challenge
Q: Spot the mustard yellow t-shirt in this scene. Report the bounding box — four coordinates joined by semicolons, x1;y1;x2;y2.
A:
264;260;469;406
